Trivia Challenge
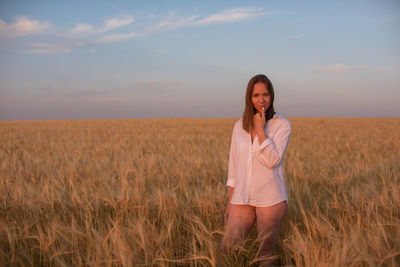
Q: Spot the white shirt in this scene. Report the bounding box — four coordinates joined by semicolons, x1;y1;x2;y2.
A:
226;112;291;207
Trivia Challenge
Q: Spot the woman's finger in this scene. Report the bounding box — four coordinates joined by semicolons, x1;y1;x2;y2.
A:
262;107;266;121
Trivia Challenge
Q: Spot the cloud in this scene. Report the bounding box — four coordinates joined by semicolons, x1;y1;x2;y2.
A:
0;15;51;39
62;16;136;45
14;15;136;53
64;23;94;37
155;13;199;31
196;7;265;25
154;7;265;31
96;32;137;43
317;64;368;73
97;16;135;33
5;8;264;53
64;15;135;37
23;42;71;54
22;40;101;54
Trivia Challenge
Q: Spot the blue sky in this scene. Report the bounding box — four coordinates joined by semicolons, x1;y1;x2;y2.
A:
0;0;399;120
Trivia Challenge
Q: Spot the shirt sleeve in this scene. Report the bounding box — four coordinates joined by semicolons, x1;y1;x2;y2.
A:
226;123;237;187
255;121;291;168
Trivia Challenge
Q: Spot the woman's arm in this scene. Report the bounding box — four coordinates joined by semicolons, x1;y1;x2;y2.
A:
254;110;267;143
225;123;237;222
226;123;237;188
227;186;234;203
255;121;291;168
224;186;234;222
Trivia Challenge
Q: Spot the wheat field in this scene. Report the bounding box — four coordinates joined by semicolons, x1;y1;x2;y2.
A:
1;117;399;266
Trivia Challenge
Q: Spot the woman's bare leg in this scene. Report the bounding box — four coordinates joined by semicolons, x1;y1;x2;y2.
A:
220;204;256;252
255;201;288;267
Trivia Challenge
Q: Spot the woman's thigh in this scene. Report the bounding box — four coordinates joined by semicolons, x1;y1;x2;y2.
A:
255;201;288;244
222;204;256;248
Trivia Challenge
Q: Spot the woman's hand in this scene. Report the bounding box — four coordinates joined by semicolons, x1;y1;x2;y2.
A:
224;203;232;223
253;108;267;143
253;108;266;131
225;186;234;222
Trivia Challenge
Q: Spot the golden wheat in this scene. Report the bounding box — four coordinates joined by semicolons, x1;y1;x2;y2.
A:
0;118;399;266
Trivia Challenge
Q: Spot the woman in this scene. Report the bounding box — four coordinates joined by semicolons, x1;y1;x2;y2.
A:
220;74;291;266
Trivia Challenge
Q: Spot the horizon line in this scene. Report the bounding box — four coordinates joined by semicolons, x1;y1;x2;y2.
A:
1;115;400;122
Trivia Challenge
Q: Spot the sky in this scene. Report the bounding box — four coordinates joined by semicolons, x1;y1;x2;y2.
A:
0;0;399;120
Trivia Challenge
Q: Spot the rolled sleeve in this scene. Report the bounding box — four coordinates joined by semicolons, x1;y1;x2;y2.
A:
255;123;291;168
226;178;236;188
226;123;238;188
258;138;272;151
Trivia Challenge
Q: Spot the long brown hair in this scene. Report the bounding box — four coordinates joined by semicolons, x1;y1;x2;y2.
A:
242;74;275;133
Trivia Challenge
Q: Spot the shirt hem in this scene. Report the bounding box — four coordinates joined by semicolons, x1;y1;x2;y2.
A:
230;198;289;208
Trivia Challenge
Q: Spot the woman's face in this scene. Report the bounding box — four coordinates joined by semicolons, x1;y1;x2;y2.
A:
251;82;271;113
